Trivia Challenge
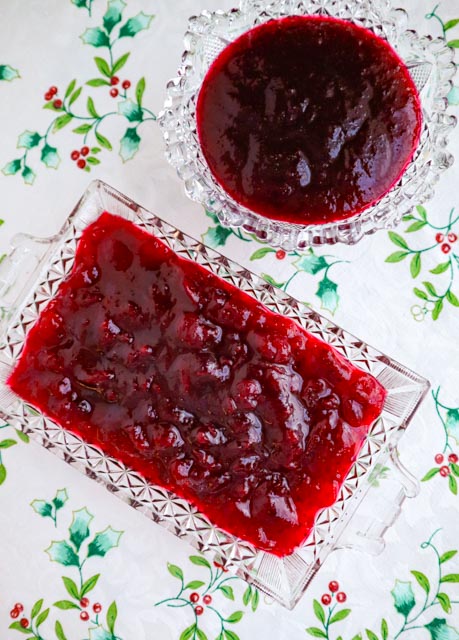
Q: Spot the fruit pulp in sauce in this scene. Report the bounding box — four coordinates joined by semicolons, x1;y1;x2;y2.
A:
196;16;422;225
8;213;386;555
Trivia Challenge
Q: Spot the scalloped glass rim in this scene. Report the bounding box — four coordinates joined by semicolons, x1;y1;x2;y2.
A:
0;181;429;608
159;0;457;249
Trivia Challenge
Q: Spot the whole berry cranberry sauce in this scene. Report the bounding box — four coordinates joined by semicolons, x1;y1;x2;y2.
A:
9;213;386;555
197;16;422;225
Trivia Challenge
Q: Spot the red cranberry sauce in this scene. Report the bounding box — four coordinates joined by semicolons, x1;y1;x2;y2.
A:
196;16;422;225
8;213;386;555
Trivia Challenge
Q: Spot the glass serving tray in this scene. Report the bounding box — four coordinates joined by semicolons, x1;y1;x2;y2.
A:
0;181;429;609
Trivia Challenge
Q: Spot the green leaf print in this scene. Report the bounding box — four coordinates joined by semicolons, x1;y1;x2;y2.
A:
106;601;118;634
103;0;126;34
81;27;110;48
119;127;140;161
411;570;430;594
41;144;60;168
167;563;184;580
118;99;143;122
136;77;146;106
69;507;93;550
81;573;100;596
0;64;20;81
87;525;123;557
17;130;42;149
119;12;154;38
391;580;416;618
46;540;80;566
54;599;81;610
316;276;339;314
437;592;452;614
2;159;22;175
425;618;459;640
305;628;327;638
202;225;232;247
294;252;327;274
189;555;211;568
22;165;36;185
62;576;80;599
446;409;459;444
53;488;68;510
55;620;68;640
31;499;53;518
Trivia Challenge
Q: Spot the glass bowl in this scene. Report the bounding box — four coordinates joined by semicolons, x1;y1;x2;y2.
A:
0;181;429;608
159;0;457;249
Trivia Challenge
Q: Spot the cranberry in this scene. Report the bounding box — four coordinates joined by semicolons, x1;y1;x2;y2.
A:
71;150;80;161
81;146;90;157
203;595;212;605
448;233;458;243
337;592;347;603
77;159;86;169
276;250;286;260
435;453;444;464
10;609;19;619
14;603;24;613
440;465;450;477
20;619;29;629
441;243;451;254
110;88;119;98
122;80;131;90
53;99;63;109
190;592;200;603
80;611;89;621
195;606;204;616
436;233;445;243
110;76;119;85
449;453;458;464
321;593;332;605
329;581;339;593
44;92;53;101
49;86;58;95
80;597;89;608
93;603;102;614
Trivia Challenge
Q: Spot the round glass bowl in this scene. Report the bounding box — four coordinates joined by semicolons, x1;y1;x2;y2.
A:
159;0;457;249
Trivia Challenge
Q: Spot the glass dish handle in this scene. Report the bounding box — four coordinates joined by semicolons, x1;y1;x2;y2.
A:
0;232;57;329
335;445;420;555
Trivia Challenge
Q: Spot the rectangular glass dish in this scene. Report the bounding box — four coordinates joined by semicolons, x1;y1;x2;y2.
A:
0;181;429;608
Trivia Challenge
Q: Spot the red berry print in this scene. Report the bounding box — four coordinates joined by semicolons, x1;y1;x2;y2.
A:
49;86;58;96
329;580;339;593
53;99;63;109
80;597;89;608
81;146;90;157
436;233;445;243
203;595;212;605
448;453;458;464
10;609;19;619
44;92;53;101
195;605;204;616
190;592;199;603
122;80;131;90
20;618;29;629
448;232;458;243
275;250;286;260
93;603;102;614
77;159;86;169
110;88;119;98
14;603;24;613
110;76;119;86
435;453;444;464
441;243;451;254
337;592;347;603
321;593;332;605
71;150;80;161
80;611;89;621
440;465;450;477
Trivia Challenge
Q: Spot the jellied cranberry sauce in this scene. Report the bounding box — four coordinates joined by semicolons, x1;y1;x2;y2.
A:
197;16;422;225
8;213;386;555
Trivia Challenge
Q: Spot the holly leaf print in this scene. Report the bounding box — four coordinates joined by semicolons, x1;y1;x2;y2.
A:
118;99;143;122
89;629;113;640
103;0;126;34
391;580;416;618
69;507;93;550
87;525;123;557
17;130;41;149
0;64;19;81
81;28;110;48
119;127;141;161
30;499;53;518
119;12;154;38
46;540;80;567
294;252;327;274
446;409;459;445
41;144;60;169
202;225;232;248
22;165;36;185
53;488;68;510
425;618;459;640
2;158;22;176
316;276;339;314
